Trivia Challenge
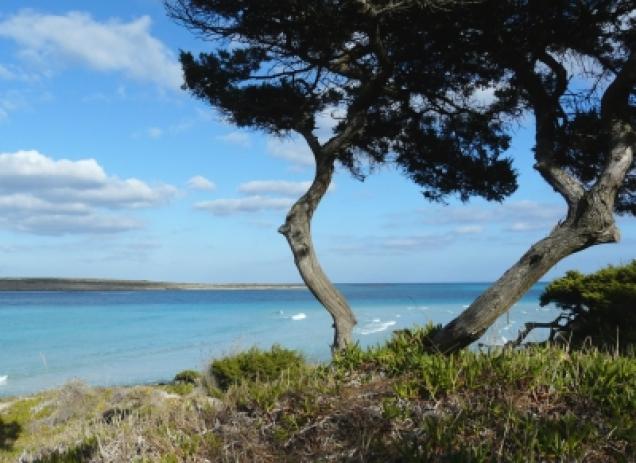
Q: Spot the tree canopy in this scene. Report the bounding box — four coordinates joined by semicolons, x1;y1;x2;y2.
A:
169;0;519;202
449;0;636;214
170;0;635;352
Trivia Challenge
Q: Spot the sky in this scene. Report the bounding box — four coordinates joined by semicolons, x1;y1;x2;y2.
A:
0;1;633;284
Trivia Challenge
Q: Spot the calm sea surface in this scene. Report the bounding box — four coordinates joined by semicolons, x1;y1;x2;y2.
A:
0;283;558;397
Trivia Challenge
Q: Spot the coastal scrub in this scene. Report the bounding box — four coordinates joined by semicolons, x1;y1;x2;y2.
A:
2;330;635;462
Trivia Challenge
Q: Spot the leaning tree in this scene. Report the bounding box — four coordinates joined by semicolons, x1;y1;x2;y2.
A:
167;0;518;351
421;0;636;352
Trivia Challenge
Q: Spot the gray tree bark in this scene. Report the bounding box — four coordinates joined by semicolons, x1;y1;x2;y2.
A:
428;207;621;352
429;53;636;353
278;154;357;352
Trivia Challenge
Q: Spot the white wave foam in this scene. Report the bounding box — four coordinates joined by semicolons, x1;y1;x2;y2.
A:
291;313;306;321
358;320;396;335
0;375;7;386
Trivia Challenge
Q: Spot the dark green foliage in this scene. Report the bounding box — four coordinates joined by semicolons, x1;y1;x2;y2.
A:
173;369;202;385
0;417;21;451
33;437;97;463
168;0;519;203
169;0;636;316
169;0;635;358
210;345;305;391
540;260;636;351
444;0;636;214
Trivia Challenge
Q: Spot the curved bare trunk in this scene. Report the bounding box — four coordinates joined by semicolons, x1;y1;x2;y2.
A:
429;143;631;353
429;47;635;354
278;155;356;352
428;217;617;352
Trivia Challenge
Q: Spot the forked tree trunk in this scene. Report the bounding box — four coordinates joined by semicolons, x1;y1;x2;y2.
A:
278;155;356;352
428;216;618;353
429;118;633;353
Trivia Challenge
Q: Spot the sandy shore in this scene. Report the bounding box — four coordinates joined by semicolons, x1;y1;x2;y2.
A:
0;278;305;291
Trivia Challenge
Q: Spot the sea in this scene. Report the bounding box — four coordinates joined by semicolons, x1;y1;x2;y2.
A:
0;283;559;397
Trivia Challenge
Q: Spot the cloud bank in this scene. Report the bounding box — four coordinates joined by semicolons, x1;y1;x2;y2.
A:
266;137;314;168
0;150;177;235
187;175;216;191
195;196;293;215
238;180;312;197
195;179;333;216
0;11;182;90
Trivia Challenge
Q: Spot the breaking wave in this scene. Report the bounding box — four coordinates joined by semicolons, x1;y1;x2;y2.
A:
358;319;397;335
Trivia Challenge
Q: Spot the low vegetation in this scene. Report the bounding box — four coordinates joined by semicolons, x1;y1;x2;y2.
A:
1;327;635;462
512;260;636;353
540;260;636;352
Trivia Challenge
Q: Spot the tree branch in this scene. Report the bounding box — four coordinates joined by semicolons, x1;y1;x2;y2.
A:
595;51;636;198
601;51;636;121
514;58;586;207
505;314;570;348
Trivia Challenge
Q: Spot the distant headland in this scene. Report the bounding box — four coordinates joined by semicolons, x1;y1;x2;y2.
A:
0;278;305;291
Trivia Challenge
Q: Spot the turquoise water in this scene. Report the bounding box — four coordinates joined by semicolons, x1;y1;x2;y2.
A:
0;283;558;397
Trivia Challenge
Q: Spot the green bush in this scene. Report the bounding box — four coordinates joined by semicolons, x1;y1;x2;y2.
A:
210;345;305;391
540;260;636;352
173;369;202;385
332;323;441;376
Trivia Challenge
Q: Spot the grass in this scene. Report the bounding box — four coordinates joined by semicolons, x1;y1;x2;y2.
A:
2;327;635;462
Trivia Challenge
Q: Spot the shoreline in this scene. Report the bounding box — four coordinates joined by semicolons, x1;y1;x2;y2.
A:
0;278;306;292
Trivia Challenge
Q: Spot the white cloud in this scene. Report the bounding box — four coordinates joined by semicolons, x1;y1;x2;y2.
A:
0;11;182;90
330;233;455;255
266;137;314;168
507;222;550;232
455;225;484;235
238;180;312;197
0;150;107;187
0;88;39;120
0;150;177;235
470;86;497;106
195;196;293;215
315;106;346;142
423;200;565;233
0;64;14;80
9;214;143;235
187;175;216;191
147;127;162;139
217;131;252;147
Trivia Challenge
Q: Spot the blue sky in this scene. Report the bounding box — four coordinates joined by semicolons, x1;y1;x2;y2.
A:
0;1;633;283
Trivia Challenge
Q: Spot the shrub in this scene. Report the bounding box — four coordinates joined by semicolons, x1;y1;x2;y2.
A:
332;323;441;376
210;345;305;391
173;370;202;385
540;260;636;352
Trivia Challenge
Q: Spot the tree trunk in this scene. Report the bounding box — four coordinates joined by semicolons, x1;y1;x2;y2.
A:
278;155;356;352
428;55;635;353
429;197;621;353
